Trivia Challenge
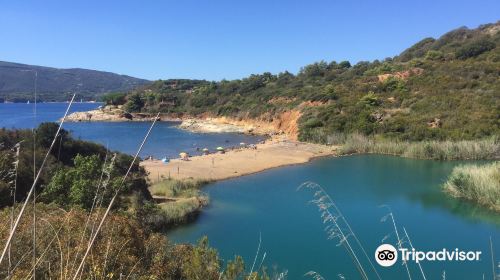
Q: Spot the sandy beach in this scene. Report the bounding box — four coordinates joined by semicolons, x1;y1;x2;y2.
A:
141;137;338;182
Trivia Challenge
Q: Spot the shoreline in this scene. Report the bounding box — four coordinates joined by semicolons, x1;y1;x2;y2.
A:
64;106;299;138
65;106;183;122
141;136;338;183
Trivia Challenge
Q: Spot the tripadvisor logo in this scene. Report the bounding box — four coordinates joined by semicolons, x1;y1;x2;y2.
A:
375;244;482;267
375;244;398;267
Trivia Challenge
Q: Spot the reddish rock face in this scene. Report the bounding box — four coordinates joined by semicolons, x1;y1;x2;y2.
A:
377;68;424;82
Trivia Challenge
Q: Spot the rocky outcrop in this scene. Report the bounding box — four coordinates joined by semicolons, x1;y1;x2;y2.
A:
65;105;181;122
377;68;424;82
178;119;251;134
178;110;302;139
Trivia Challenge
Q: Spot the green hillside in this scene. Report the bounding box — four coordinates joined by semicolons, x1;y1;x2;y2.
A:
115;22;499;142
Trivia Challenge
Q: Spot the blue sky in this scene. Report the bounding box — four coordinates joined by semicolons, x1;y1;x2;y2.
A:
1;0;498;81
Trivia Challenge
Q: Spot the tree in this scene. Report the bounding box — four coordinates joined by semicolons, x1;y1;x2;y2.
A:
124;93;144;112
41;154;115;209
101;92;127;105
339;60;351;68
300;61;328;78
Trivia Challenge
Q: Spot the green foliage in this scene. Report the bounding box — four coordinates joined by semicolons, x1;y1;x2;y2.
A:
42;154;115;209
119;22;498;143
0;124;149;210
425;50;444;61
124;93;145;112
456;39;496;59
339;60;351;68
358;92;380;107
381;77;407;92
101;92;127;105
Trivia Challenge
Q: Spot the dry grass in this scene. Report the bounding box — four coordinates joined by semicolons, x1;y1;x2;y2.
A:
157;197;209;224
144;178;210;229
149;178;210;198
444;161;500;211
338;133;498;160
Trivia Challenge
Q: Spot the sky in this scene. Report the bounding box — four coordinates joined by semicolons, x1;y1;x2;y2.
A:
0;0;499;81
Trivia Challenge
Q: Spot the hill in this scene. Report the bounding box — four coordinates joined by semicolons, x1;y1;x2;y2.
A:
116;22;499;142
0;61;150;102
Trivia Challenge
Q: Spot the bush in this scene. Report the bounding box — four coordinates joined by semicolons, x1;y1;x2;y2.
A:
358;92;380;107
443;162;500;211
124;93;144;112
101;92;126;105
456;39;495;59
0;204;271;279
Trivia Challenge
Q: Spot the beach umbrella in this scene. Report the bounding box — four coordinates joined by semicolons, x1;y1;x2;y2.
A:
161;157;169;163
239;142;246;146
179;152;189;159
202;148;209;152
216;147;224;151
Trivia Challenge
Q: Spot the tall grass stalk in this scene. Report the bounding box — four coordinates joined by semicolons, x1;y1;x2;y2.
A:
489;237;496;280
403;227;427;280
298;182;370;280
71;112;160;280
8;142;21;277
0;94;76;266
380;206;412;280
249;232;262;275
443;162;500;211
304;271;326;280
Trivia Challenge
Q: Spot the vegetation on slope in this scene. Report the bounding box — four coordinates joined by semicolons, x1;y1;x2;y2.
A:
111;22;499;143
0;123;150;211
444;161;500;211
0;204;275;279
0;125;278;279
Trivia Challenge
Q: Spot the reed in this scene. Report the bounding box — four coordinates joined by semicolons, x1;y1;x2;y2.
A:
144;178;210;229
298;182;379;280
150;178;210;198
338;133;498;160
157;196;209;224
443;162;500;211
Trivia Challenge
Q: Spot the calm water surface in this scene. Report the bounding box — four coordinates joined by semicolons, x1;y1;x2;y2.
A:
0;103;265;158
168;155;500;279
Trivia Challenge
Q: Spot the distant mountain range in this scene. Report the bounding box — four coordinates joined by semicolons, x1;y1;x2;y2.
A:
0;61;150;102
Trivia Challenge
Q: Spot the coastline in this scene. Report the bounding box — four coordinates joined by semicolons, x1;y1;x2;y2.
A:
141;136;338;182
65;106;183;122
65;105;335;183
64;106;300;138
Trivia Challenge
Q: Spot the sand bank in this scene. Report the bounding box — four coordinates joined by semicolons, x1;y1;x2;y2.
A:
141;138;338;182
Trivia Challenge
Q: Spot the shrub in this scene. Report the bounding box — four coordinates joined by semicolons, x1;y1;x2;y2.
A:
443;162;500;211
101;92;126;105
358;92;380;107
0;204;268;279
456;39;496;59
